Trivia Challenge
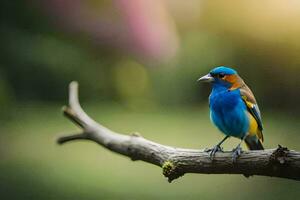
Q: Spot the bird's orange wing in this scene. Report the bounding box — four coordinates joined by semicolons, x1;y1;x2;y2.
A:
240;84;264;142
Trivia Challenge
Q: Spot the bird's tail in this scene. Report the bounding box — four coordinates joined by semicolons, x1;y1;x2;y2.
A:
244;135;264;150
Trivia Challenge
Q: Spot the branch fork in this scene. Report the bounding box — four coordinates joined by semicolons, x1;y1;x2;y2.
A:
57;82;300;182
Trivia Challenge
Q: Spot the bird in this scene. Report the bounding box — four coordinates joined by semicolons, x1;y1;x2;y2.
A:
198;66;264;161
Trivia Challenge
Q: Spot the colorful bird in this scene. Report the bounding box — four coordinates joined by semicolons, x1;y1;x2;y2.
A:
198;66;264;161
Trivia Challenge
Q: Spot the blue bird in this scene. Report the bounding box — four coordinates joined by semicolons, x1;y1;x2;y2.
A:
198;66;264;161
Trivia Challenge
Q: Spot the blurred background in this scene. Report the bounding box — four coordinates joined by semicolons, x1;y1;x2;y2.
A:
1;0;300;199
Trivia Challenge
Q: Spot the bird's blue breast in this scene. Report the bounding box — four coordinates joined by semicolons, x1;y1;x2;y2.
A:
209;85;249;138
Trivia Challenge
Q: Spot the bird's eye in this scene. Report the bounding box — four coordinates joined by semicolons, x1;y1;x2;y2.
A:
218;73;225;78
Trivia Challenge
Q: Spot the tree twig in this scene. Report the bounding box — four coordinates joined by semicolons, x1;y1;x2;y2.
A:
57;81;300;182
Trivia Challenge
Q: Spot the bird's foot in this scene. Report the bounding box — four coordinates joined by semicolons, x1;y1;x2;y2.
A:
205;145;223;160
232;145;243;163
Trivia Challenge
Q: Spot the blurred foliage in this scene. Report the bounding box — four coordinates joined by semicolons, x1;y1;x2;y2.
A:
0;0;300;113
0;70;15;117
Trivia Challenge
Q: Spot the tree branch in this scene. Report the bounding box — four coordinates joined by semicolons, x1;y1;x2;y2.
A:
57;81;300;182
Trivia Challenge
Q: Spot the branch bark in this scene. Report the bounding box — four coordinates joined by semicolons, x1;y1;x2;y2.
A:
57;81;300;182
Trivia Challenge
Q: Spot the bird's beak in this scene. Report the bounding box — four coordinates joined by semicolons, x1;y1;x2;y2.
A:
197;73;214;82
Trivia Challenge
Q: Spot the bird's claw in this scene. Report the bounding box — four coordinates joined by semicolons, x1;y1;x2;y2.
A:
205;145;223;160
232;145;242;163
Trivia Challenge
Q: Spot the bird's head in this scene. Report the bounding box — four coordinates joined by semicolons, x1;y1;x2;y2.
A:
198;66;243;90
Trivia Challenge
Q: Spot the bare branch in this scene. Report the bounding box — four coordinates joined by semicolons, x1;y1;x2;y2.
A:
57;82;300;182
57;133;88;144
